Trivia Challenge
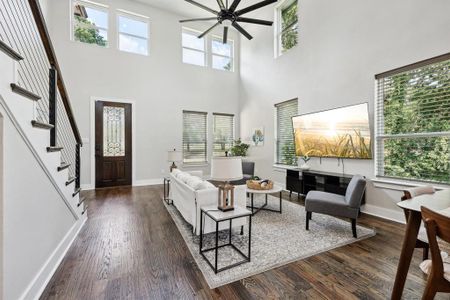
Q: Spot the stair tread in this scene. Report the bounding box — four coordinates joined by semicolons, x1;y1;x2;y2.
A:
31;120;54;130
66;177;76;186
0;40;23;61
57;162;70;171
47;146;63;152
11;83;41;101
73;187;81;197
77;196;86;207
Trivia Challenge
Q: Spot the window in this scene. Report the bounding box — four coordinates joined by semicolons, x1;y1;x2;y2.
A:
275;0;298;56
183;111;208;164
213;113;235;157
73;1;108;47
182;28;206;67
117;11;149;55
275;99;298;165
375;54;450;184
212;37;234;71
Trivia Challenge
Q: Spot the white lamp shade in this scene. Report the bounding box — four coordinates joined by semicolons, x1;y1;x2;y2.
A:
210;157;243;181
167;150;182;162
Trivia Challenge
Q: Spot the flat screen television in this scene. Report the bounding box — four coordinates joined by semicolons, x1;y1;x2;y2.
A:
292;103;372;159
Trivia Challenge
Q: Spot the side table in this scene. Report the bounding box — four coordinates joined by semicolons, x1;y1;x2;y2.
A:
200;206;252;273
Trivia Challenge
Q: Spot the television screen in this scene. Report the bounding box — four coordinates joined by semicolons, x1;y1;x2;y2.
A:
292;103;372;159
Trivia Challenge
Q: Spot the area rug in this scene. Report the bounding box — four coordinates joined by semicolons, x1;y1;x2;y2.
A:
164;195;376;289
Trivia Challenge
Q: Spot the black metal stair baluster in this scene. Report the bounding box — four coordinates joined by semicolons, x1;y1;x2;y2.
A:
75;143;81;189
48;66;57;146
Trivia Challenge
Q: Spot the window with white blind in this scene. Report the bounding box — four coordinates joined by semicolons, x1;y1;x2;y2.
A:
182;27;206;67
183;111;208;164
213;113;234;157
375;53;450;184
275;99;298;165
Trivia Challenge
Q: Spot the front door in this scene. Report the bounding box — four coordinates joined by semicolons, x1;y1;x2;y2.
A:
95;101;132;188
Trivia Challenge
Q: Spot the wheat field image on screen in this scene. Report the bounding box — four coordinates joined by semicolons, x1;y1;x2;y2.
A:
293;104;372;158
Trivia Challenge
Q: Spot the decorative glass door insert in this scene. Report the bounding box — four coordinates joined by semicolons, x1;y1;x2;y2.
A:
103;106;125;157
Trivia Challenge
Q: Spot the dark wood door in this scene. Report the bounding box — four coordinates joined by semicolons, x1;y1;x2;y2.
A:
95;101;132;188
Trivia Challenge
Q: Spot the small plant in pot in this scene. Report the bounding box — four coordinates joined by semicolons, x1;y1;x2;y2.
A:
230;139;250;157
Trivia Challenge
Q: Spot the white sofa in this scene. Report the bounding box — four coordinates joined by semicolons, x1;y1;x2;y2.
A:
170;169;247;235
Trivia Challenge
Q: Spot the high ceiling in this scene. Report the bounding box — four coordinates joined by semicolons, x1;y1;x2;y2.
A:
134;0;265;18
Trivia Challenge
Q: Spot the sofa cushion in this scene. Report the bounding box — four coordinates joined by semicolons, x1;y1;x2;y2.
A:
198;180;215;190
171;168;181;177
305;190;359;219
178;172;191;183
185;176;203;190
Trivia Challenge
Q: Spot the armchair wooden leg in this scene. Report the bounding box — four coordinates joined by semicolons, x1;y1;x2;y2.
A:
422;277;437;300
306;211;311;230
351;219;357;238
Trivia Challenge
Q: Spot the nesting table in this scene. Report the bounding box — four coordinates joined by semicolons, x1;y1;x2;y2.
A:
246;186;283;215
200;206;252;273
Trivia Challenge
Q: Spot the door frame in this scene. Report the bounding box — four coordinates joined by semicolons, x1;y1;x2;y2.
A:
89;97;136;189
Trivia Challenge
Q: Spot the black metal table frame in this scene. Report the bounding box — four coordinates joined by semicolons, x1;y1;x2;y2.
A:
163;177;172;205
199;209;252;274
247;191;283;215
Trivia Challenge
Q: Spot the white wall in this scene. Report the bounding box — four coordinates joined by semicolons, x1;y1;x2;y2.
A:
239;0;450;219
47;0;241;188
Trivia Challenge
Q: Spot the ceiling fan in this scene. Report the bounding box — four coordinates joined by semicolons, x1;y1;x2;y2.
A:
179;0;277;44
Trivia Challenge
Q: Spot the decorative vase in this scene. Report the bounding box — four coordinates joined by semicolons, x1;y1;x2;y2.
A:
299;163;310;171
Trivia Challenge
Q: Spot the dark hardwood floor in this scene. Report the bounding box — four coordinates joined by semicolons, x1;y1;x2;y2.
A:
40;185;448;299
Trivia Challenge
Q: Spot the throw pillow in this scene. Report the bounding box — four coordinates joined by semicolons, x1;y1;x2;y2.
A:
198;180;215;190
186;176;203;190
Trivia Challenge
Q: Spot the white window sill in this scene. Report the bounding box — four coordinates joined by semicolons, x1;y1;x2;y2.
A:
371;177;449;191
272;164;298;170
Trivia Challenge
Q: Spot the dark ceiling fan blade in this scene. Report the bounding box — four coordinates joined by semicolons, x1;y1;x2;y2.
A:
216;0;225;10
232;22;253;40
179;17;218;23
235;0;277;16
228;0;241;12
198;22;220;38
236;17;273;26
223;26;228;44
184;0;219;15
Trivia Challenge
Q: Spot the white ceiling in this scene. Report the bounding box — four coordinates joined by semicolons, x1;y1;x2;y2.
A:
134;0;265;18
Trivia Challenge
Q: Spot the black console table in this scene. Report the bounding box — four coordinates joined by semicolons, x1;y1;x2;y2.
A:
286;169;364;203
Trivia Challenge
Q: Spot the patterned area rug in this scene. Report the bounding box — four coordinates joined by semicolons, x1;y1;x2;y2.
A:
164;195;376;289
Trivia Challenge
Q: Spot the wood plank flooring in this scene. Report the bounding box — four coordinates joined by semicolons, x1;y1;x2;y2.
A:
40;185;449;299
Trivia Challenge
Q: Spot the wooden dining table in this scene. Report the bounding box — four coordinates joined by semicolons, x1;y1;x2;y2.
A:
391;189;450;299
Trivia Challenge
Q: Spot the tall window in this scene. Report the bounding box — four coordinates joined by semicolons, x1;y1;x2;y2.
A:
212;37;234;71
73;1;108;47
275;0;298;56
375;54;450;184
117;11;149;55
182;28;206;67
183;111;208;164
213;113;235;157
275;99;298;165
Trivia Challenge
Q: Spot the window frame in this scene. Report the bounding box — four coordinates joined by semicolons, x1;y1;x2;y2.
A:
374;53;450;185
116;10;150;56
182;27;207;67
274;98;298;166
213;113;235;157
211;35;235;72
182;110;209;165
71;0;109;48
274;0;298;57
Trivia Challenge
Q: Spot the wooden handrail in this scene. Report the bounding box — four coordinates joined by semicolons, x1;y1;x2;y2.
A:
28;0;83;146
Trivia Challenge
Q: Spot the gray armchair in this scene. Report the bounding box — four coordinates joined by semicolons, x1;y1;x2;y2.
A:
231;161;255;185
305;175;366;238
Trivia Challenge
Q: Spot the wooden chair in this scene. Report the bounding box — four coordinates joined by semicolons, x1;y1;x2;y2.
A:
420;206;450;300
401;186;436;260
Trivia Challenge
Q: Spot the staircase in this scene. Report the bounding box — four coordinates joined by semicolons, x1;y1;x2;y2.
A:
0;0;86;216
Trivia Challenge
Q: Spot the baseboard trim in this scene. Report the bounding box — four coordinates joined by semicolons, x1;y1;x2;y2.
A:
361;204;405;224
134;178;163;186
20;216;87;300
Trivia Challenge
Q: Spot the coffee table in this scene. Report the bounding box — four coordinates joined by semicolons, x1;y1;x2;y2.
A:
246;186;283;215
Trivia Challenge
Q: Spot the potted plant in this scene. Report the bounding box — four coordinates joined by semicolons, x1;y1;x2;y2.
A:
230;139;250;157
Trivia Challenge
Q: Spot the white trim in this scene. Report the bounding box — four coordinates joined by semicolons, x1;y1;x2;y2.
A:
372;177;448;191
19;217;87;300
116;8;149;19
89;97;136;188
361;204;405;224
134;178;164;186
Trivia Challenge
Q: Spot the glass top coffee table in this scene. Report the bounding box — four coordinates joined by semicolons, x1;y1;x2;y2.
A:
246;185;283;215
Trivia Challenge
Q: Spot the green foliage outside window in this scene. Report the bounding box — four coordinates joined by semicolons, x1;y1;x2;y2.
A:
280;1;298;53
281;143;297;165
74;16;107;47
381;59;450;183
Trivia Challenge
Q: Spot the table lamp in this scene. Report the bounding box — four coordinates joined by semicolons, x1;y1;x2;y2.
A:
210;157;243;211
167;149;182;172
